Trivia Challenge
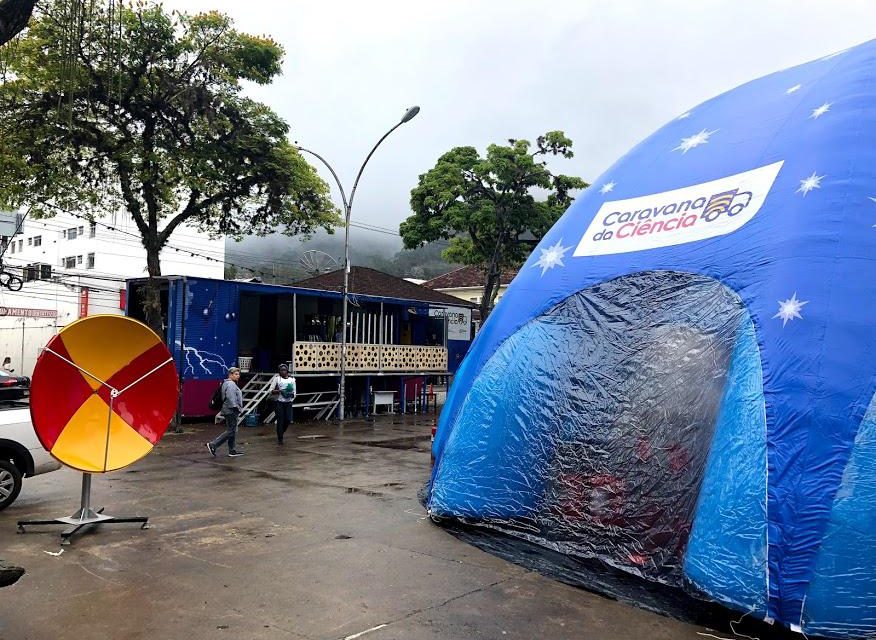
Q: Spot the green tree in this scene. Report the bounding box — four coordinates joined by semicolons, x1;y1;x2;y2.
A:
401;132;587;320
0;1;338;333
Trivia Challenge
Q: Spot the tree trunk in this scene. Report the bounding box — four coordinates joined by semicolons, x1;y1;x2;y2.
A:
479;261;501;323
0;0;37;47
142;244;164;339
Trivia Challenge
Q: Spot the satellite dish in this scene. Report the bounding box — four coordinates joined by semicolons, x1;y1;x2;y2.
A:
19;315;178;544
300;250;339;276
29;315;178;472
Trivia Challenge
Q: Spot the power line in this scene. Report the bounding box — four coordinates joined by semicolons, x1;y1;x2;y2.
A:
20;208;277;280
11;206;452;287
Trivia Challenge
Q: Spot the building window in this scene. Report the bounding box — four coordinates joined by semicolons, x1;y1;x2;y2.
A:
27;237;32;246
76;255;83;265
33;235;41;247
63;256;76;269
10;242;15;254
24;263;52;282
78;225;84;235
86;253;95;269
89;221;97;238
17;239;23;251
66;227;78;240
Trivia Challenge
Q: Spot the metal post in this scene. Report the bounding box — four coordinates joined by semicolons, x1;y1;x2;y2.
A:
296;105;420;424
19;318;24;375
80;473;92;517
174;277;187;433
292;293;297;375
339;209;350;420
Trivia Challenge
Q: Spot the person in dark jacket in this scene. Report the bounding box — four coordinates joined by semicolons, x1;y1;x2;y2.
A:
206;367;245;457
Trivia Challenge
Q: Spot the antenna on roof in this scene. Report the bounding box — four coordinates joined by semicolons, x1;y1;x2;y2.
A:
299;250;339;277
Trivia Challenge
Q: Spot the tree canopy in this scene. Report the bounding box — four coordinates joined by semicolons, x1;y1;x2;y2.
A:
400;131;587;320
0;0;339;332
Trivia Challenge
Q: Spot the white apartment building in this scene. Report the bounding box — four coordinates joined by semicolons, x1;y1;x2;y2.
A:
0;211;225;375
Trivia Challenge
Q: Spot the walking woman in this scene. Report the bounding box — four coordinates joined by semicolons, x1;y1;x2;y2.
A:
270;364;296;444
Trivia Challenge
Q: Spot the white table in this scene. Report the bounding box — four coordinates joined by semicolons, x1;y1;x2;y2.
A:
373;390;397;415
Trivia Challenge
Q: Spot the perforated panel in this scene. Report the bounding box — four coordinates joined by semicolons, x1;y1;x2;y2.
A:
294;342;341;371
381;345;447;372
292;342;447;373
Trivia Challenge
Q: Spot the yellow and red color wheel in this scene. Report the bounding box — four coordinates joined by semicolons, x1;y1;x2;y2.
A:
30;315;179;473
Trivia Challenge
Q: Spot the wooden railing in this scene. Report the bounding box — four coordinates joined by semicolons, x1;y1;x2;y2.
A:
292;342;448;373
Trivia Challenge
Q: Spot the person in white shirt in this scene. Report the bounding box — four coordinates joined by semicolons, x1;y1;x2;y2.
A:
270;364;296;444
2;357;13;373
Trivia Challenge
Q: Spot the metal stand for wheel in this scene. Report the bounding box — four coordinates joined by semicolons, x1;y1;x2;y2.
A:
16;473;148;545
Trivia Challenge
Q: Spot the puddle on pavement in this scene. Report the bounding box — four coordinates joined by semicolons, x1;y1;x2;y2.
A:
351;436;429;450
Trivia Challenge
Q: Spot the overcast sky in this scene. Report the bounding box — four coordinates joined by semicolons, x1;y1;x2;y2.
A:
165;0;876;234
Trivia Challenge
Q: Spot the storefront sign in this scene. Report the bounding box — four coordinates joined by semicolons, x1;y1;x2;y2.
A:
429;306;471;341
0;307;57;318
79;288;89;318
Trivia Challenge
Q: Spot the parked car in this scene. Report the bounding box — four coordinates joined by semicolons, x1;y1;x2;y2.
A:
0;370;30;401
0;400;61;510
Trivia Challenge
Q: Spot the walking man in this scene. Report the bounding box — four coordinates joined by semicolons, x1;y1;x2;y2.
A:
207;367;245;457
270;364;296;444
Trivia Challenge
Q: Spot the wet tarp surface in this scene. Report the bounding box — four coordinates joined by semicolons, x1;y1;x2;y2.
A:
427;40;876;638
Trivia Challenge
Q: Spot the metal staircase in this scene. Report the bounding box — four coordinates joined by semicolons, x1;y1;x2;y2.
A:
264;390;341;423
239;373;275;421
215;373;340;424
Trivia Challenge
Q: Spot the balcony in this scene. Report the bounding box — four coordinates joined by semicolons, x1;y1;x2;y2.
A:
292;342;448;374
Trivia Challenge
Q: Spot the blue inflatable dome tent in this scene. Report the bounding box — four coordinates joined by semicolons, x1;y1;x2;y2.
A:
427;40;876;638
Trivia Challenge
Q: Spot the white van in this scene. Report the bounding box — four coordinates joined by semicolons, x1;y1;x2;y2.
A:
0;401;61;510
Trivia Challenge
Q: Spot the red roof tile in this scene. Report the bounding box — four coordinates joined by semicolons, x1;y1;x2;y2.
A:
422;265;519;290
294;266;477;308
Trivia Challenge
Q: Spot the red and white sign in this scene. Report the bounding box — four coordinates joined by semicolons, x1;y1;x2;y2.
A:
0;307;57;318
79;288;89;318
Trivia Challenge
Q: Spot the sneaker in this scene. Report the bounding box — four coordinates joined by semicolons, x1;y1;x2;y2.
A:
206;442;216;457
228;450;244;457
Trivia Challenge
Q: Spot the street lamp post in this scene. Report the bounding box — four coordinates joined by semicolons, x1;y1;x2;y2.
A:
296;105;420;422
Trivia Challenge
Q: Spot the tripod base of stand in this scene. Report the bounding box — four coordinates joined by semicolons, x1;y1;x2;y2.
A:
16;474;149;545
17;508;149;545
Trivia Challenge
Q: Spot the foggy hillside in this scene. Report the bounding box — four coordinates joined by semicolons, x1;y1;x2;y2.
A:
225;227;459;283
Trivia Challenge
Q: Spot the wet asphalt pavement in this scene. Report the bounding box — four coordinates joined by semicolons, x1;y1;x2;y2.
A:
0;416;718;640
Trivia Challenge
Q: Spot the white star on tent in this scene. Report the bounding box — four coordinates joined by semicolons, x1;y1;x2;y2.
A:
600;181;615;194
533;239;572;276
786;84;802;94
797;172;824;196
810;103;832;119
673;129;717;153
677;111;691;120
773;293;809;327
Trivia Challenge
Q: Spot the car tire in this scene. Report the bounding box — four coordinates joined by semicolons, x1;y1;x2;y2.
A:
0;459;23;511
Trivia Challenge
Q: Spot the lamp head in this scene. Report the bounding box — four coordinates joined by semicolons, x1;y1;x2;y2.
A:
400;106;420;123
